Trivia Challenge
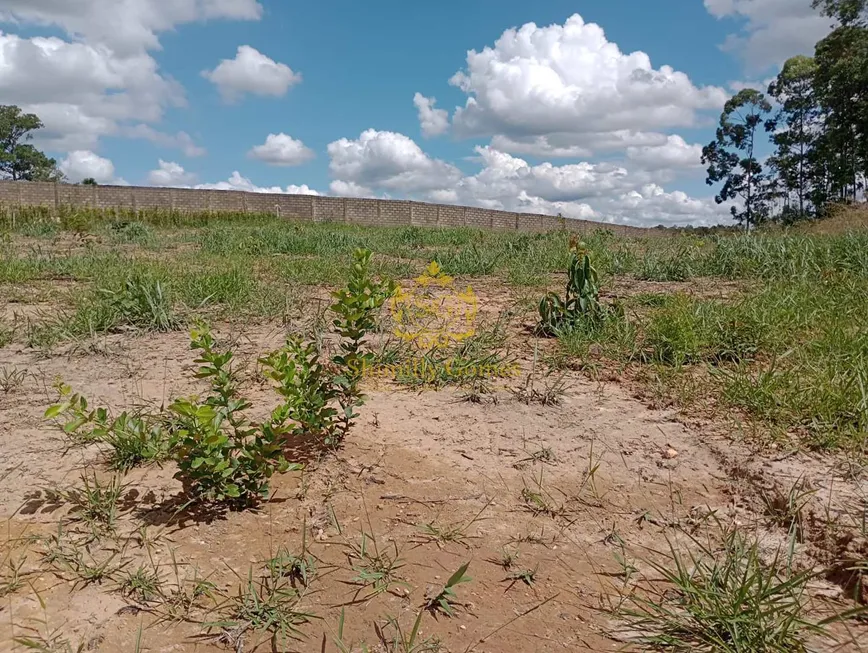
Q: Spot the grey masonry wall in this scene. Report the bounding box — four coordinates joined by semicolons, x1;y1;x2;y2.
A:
0;181;651;237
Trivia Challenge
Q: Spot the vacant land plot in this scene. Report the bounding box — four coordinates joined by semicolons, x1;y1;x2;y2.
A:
1;206;866;652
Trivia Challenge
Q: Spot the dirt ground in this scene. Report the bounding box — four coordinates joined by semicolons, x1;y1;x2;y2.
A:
1;285;866;652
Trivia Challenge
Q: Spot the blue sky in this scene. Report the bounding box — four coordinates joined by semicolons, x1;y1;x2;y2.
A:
0;0;833;226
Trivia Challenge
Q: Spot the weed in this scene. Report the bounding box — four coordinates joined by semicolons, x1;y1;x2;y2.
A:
513;446;555;469
0;536;31;598
616;523;836;651
424;561;472;617
347;533;408;598
760;477;817;543
375;610;441;652
331;608;371;653
99;275;178;332
13;627;84;653
520;471;571;519
47;392;169;470
0;365;26;394
505;566;538;589
211;567;316;651
416;501;491;548
266;544;316;589
514;368;571;406
156;551;216;621
58;472;124;534
489;546;520;570
120;563;163;603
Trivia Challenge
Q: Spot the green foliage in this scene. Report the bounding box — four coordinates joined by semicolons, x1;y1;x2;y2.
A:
211;566;316;650
47;383;169;470
260;249;394;447
107;221;155;246
100;275;178;332
260;335;342;443
59;472;125;535
617;524;833;652
537;244;604;336
168;326;295;506
702;89;774;228
0;105;63;182
766;56;824;221
424;562;472;617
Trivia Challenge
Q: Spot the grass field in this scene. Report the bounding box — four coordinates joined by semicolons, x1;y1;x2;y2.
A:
1;206;866;652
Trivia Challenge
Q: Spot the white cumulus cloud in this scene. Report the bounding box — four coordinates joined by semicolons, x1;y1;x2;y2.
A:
0;0;263;56
326;129;731;227
248;133;315;166
148;159;197;186
413;92;449;137
147;162;320;195
441;14;727;156
327;129;462;194
203;46;301;103
0;31;184;150
704;0;832;71
626;135;704;171
59;150;127;184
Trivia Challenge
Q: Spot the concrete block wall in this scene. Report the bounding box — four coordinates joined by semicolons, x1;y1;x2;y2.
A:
0;180;652;236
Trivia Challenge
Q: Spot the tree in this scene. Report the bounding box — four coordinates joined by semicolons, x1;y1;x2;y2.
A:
813;26;868;202
702;89;774;229
766;56;824;220
81;178;98;186
813;0;867;25
0;105;64;182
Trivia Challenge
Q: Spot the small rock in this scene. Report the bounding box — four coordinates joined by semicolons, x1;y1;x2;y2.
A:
663;448;679;460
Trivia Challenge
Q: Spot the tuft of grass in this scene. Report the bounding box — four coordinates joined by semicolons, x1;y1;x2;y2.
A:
759;477;817;543
346;533;408;598
375;610;441;652
120;563;163;604
266;545;317;589
616;524;842;652
211;567;316;651
416;501;492;548
58;472;125;535
504;566;538;589
0;365;26;394
99;275;178;332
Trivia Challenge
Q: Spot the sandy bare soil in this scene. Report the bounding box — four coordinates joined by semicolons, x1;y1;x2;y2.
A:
1;309;865;652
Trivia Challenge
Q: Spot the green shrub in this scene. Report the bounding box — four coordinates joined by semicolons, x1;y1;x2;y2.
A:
45;386;169;471
168;326;295;505
538;244;604;336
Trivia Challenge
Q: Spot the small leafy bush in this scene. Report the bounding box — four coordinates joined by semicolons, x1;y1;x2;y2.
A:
168;326;295;505
537;242;604;336
46;384;169;471
263;248;395;446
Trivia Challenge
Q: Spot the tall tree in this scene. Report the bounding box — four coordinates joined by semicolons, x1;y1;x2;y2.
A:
0;105;63;182
813;26;868;202
702;89;774;229
766;56;823;220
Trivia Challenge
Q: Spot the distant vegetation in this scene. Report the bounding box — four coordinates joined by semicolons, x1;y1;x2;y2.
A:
703;0;868;227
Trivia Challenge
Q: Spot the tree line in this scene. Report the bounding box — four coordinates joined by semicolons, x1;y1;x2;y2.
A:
703;0;868;227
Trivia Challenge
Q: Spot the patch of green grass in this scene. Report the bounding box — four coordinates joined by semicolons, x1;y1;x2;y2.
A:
616;524;844;652
211;567;316;651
